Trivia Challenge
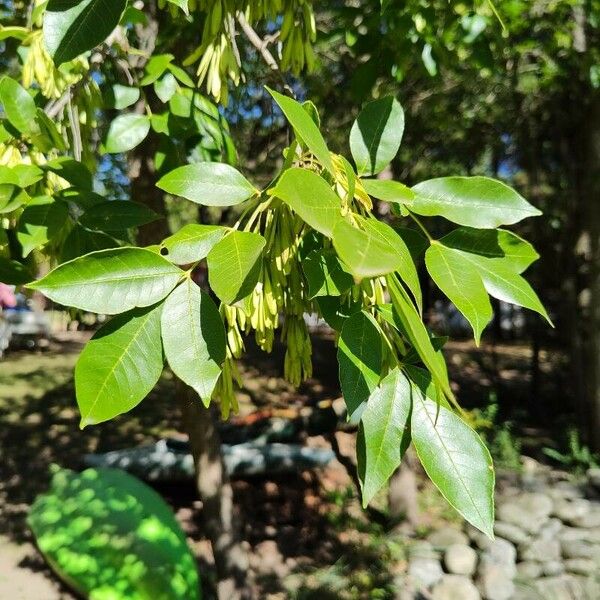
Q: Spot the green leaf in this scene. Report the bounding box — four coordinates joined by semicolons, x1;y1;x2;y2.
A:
43;0;127;64
361;178;414;204
411;176;541;228
269;168;342;237
303;248;354;298
316;295;362;332
267;88;334;174
161;279;225;405
11;164;44;187
388;280;453;401
157;163;256;207
453;250;551;324
140;54;173;86
42;157;93;190
425;244;492;344
207;231;265;304
0;257;32;284
154;73;178;103
332;217;422;312
350;97;404;176
160;224;226;265
35;109;67;151
80;201;159;232
440;227;539;274
411;384;495;537
357;368;412;507
0;188;29;214
338;310;383;420
0;77;38;135
28;247;183;314
60;225;118;262
17;196;69;257
105;84;140;110
75;303;164;427
167;64;194;87
104;114;150;154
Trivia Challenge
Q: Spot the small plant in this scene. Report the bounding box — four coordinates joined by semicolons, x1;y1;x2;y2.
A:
543;428;599;473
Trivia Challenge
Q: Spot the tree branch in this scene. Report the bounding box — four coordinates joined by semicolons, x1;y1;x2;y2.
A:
236;12;295;97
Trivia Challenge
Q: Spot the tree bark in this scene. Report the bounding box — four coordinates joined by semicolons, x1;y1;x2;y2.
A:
178;383;253;600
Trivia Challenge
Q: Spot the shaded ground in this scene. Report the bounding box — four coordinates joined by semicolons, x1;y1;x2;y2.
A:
0;332;567;599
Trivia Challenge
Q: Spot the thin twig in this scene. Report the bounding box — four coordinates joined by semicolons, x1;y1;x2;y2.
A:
45;90;71;119
236;12;295;97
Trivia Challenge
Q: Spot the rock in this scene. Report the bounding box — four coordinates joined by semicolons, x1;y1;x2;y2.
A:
558;526;597;545
444;544;477;576
408;557;443;589
493;521;529;545
476;563;515;600
465;524;492;550
538;518;562;540
552;498;591;523
542;561;564;576
560;539;600;559
431;575;480;600
408;540;439;560
479;538;517;578
587;467;600;490
519;537;560;562
427;526;469;549
496;493;553;534
547;481;583;501
564;558;596;576
533;575;585;600
571;507;600;529
392;575;419;600
516;561;543;578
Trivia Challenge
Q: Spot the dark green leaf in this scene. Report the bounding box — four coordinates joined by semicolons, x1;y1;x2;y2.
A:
316;295;362;332
75;303;164;426
338;310;383;420
104;114;150;154
0;257;32;284
269;168;342;237
357;368;412;506
267;88;334;174
350;97;404;176
28;247;183;314
207;231;265;304
411;383;495;537
388;279;453;401
411;176;541;228
161;279;225;405
440;227;539;273
425;243;492;344
80;201;159;232
60;225;118;262
303;248;354;298
43;157;93;190
43;0;127;64
157;163;257;207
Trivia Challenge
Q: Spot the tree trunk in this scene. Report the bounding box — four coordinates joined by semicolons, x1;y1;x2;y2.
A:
178;383;253;600
582;93;600;451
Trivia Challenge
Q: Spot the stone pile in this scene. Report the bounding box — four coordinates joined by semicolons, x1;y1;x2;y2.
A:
398;465;600;600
